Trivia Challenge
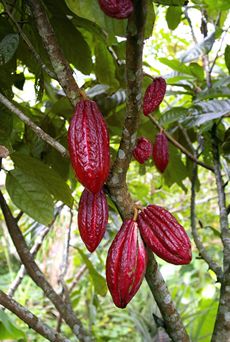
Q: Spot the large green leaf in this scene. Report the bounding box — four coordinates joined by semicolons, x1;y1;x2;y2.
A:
11;153;74;208
65;0;127;41
183;100;230;127
0;33;19;65
166;6;182;30
145;0;155;38
95;41;119;89
204;0;230;10
77;248;107;297
159;107;188;126
180;32;215;63
0;310;25;340
50;17;92;75
6;169;54;225
224;45;230;74
159;58;193;76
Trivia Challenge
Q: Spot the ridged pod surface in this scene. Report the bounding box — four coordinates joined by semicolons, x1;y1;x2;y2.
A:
133;137;152;164
153;132;169;173
137;205;192;265
106;219;147;308
78;189;108;252
98;0;133;19
143;77;166;116
68;100;110;194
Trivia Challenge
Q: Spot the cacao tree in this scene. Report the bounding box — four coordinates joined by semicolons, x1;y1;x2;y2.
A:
0;0;229;341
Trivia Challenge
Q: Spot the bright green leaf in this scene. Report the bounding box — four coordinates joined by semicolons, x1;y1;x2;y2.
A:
166;7;182;30
224;45;230;74
11;153;74;208
0;310;25;340
6;169;54;225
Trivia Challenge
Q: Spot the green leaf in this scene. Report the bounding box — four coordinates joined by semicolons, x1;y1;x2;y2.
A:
204;0;230;10
189;63;204;81
95;41;119;89
180;32;215;63
224;45;230;74
77;248;107;297
0;310;25;340
159;107;188;126
6;169;54;225
159;58;193;75
183;100;230;127
0;33;19;65
145;0;155;38
166;7;182;30
50;17;92;75
11;153;74;208
153;0;186;5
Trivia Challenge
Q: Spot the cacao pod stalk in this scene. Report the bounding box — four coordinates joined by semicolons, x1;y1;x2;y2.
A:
106;219;148;308
137;205;192;265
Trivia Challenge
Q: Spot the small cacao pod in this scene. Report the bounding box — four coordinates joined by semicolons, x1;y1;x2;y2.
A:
153;132;169;173
78;188;108;252
68;100;110;194
133;137;152;164
137;205;192;265
106;219;148;308
98;0;133;19
143;77;166;116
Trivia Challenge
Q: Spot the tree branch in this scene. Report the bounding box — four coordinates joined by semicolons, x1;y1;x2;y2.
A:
148;114;214;172
27;0;83;106
0;92;69;158
107;1;190;341
145;251;190;342
0;191;91;342
190;160;223;282
0;290;70;342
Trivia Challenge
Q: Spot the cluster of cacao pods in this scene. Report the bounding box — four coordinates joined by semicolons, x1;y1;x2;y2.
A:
68;99;110;252
133;132;169;173
106;205;192;308
133;77;169;172
98;0;134;19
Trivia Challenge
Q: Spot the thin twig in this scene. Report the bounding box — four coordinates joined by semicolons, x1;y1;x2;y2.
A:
0;290;70;342
0;93;69;158
2;0;56;78
148;114;214;172
190;158;223;282
0;191;91;342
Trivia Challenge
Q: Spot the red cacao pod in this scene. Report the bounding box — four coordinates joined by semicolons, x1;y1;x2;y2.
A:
137;205;192;265
106;219;148;308
68;100;110;194
143;77;166;116
78;188;108;252
153;132;169;173
133;137;152;164
98;0;133;19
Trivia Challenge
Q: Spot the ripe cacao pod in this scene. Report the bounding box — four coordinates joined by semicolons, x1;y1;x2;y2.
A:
78;188;108;252
98;0;134;19
68;100;110;194
106;219;148;308
137;205;192;265
153;132;169;173
143;77;166;116
133;137;152;164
